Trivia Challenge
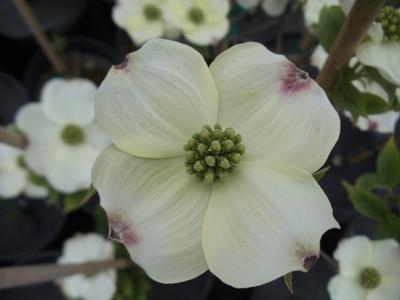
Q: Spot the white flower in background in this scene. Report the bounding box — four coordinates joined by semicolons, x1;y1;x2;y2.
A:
236;0;289;16
355;6;400;86
58;233;116;300
0;143;47;199
93;39;340;287
16;78;109;194
347;81;400;134
112;0;174;45
164;0;230;45
310;44;328;70
328;236;400;300
303;0;339;27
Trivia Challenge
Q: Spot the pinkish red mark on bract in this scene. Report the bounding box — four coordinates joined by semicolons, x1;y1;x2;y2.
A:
303;255;318;271
281;64;312;95
114;57;129;70
107;213;138;246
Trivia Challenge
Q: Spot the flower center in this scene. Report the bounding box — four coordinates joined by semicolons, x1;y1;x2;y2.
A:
184;124;245;183
61;124;85;145
188;7;205;25
377;6;400;42
358;267;381;290
143;4;162;21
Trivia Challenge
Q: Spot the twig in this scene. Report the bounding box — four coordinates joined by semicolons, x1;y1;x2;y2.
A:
0;259;132;289
316;0;385;94
13;0;66;74
0;126;27;149
320;250;338;271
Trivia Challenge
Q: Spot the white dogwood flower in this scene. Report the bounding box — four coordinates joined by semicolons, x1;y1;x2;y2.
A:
93;39;340;288
0;143;47;199
57;233;116;300
236;0;289;16
303;0;339;27
164;0;230;45
16;78;109;194
328;236;400;300
112;0;174;45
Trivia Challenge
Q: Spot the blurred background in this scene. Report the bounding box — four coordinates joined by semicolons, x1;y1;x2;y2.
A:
0;0;397;299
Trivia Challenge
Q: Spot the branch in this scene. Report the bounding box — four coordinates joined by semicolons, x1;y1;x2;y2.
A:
316;0;385;93
0;126;27;149
13;0;66;74
0;259;132;289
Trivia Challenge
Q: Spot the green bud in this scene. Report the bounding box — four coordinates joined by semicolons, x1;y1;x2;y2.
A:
235;144;246;155
197;143;208;156
219;158;230;169
224;128;235;139
185;151;197;162
217;170;229;181
210;140;222;153
205;156;216;167
229;153;241;164
234;134;242;144
186;166;196;175
200;127;211;141
222;140;234;152
193;160;205;172
213;128;223;140
204;171;215;184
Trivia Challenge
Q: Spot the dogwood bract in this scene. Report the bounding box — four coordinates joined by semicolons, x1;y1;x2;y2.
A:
164;0;230;45
93;39;340;288
236;0;289;17
57;233;116;300
328;236;400;300
16;78;109;194
0;143;47;199
112;0;172;45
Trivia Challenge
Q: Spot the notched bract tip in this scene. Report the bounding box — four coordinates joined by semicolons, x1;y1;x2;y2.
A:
281;63;312;95
114;57;129;70
107;213;138;246
302;255;319;271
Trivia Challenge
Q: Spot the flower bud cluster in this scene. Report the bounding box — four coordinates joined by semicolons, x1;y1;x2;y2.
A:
377;6;400;42
184;124;245;183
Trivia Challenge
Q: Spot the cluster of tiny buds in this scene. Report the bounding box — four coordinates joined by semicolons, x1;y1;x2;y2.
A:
184;124;245;183
358;267;381;290
377;6;400;42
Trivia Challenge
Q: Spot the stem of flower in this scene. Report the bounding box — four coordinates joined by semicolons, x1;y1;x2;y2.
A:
316;0;385;94
0;126;27;149
12;0;66;74
0;259;132;289
320;250;338;271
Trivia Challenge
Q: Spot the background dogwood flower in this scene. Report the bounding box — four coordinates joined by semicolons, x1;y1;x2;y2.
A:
0;143;47;199
93;39;340;288
236;0;289;16
16;78;109;194
328;236;400;300
164;0;230;45
57;233;116;300
347;81;400;133
112;0;171;45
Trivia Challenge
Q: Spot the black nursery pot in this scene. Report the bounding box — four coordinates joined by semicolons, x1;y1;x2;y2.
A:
0;198;65;263
0;72;29;125
0;0;87;39
24;36;123;100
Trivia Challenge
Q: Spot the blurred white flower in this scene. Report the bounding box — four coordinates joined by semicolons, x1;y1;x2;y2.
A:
303;0;339;27
310;44;328;70
328;236;400;300
93;39;340;287
0;143;47;199
112;0;173;45
58;233;116;300
236;0;289;16
165;0;230;45
16;78;109;194
347;80;399;134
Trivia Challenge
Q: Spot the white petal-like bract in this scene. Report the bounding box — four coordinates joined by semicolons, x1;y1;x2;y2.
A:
95;39;218;159
92;146;211;283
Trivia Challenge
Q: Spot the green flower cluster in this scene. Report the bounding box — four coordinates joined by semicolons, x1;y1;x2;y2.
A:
184;124;245;183
61;124;85;146
377;6;400;42
143;4;162;21
359;267;381;290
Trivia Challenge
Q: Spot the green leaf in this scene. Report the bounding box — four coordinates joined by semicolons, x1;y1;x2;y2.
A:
343;182;389;220
377;137;400;186
364;67;397;105
317;6;346;52
364;92;390;114
284;273;294;294
355;173;382;190
64;190;88;213
376;213;400;241
333;81;366;117
313;165;331;182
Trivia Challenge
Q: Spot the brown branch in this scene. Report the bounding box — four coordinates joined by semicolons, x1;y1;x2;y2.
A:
13;0;66;74
316;0;385;94
0;259;132;289
0;126;27;149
